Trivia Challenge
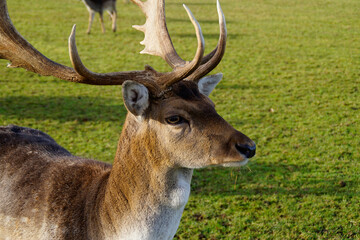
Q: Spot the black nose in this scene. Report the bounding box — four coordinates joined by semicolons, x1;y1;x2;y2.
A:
235;144;256;158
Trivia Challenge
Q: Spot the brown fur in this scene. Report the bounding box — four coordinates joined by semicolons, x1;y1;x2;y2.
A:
0;125;111;239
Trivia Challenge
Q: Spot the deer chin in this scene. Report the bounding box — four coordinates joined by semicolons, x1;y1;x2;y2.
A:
205;155;250;168
220;158;249;167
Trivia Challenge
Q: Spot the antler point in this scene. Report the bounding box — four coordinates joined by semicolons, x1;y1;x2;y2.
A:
133;25;145;32
69;25;77;41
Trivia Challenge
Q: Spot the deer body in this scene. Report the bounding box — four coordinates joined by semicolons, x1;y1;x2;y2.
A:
0;123;191;239
0;125;107;239
81;0;117;33
0;0;256;239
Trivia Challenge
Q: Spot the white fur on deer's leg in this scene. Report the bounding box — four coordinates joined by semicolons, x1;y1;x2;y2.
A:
87;10;95;34
99;12;105;33
111;11;117;32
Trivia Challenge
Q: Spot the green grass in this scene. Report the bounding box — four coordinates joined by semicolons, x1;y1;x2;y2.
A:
1;0;360;239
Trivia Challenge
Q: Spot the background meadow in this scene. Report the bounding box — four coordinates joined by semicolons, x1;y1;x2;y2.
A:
1;0;359;238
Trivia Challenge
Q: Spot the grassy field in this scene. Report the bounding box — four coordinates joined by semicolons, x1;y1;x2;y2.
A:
1;0;360;239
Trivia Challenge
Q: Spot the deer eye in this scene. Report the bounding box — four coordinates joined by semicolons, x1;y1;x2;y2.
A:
165;116;185;125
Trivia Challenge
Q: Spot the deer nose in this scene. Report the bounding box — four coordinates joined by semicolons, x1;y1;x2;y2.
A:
235;143;256;158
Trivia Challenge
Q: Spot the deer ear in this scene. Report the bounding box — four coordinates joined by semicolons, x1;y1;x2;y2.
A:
122;80;150;116
197;73;223;96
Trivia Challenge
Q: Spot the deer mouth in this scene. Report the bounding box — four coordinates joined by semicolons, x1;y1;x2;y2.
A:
220;158;249;167
217;141;255;167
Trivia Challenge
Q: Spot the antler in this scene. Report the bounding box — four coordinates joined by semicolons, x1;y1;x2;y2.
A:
131;0;205;88
132;0;227;83
0;0;226;95
0;0;160;92
186;0;227;81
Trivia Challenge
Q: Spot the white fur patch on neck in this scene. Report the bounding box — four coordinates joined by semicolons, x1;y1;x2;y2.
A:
106;169;193;240
167;171;191;208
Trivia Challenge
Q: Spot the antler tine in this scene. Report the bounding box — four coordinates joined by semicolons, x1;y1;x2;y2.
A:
132;0;205;89
156;4;205;88
186;0;227;82
68;25;92;80
68;25;161;92
132;0;184;67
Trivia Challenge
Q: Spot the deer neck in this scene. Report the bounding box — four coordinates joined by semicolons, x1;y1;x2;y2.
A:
99;114;193;239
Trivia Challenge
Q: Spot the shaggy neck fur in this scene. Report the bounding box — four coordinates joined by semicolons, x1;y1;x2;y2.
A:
94;114;193;239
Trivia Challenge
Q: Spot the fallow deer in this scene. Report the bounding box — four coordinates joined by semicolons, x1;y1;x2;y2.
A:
81;0;117;33
0;0;256;239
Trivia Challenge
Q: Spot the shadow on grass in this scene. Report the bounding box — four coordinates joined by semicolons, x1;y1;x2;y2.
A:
215;83;257;91
167;17;235;25
0;96;127;123
191;162;358;198
174;33;240;40
167;2;215;6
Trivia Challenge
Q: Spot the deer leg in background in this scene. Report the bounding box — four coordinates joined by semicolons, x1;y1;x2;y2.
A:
99;12;105;33
87;10;95;34
109;10;117;32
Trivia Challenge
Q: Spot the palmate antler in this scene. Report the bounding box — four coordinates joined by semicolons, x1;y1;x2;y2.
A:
0;0;226;96
132;0;227;83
